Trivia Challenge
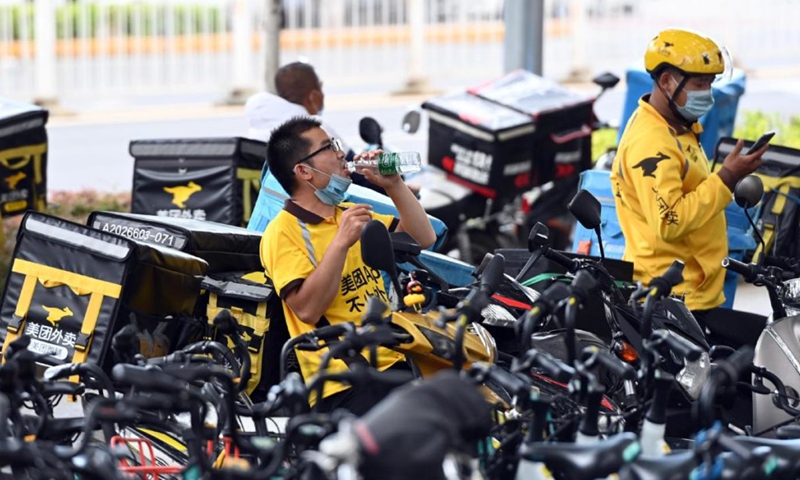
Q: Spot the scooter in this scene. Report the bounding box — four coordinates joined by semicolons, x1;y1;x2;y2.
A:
357;220;623;420
359;222;499;379
721;175;800;436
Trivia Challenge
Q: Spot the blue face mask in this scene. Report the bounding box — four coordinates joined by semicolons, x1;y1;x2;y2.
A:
303;164;352;205
671;77;714;122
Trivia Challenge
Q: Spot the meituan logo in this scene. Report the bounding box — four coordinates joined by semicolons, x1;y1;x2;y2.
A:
41;305;74;326
163;181;202;208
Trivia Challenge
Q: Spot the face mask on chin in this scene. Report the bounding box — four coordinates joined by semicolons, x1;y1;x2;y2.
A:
301;164;351;206
670;76;714;122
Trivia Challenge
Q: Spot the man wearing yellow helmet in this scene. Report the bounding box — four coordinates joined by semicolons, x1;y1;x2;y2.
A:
610;29;769;346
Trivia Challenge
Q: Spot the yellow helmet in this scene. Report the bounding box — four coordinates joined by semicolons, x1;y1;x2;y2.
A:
644;29;725;76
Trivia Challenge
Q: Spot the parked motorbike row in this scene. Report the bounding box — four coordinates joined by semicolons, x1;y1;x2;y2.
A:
2;168;800;479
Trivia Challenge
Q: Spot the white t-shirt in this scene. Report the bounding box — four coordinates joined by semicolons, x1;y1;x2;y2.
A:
244;91;350;152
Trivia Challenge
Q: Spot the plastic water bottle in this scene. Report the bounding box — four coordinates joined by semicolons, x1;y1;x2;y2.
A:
346;152;422;176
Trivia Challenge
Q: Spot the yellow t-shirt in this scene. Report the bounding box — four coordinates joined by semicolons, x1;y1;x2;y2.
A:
610;95;733;311
260;200;404;402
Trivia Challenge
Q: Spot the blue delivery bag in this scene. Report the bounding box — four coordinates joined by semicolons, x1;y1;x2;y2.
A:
571;170;626;260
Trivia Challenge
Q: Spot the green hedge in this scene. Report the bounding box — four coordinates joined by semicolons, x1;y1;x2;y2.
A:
2;3;225;41
733;111;800;149
0;190;130;294
592;127;617;161
593;110;800;163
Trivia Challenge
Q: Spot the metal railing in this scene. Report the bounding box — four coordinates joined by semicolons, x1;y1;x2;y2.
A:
0;0;798;106
549;0;800;81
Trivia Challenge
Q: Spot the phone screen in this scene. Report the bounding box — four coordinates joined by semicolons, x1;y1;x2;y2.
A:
745;131;776;155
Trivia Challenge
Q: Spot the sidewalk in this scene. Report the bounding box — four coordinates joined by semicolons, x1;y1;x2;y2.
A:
48;90;437;127
45;65;800;128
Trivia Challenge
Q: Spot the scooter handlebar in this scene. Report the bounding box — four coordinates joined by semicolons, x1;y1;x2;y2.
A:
479;253;506;296
311;323;357;342
585;347;637;380
531;350;576;383
469;362;530;398
543;248;580;273
722;257;759;283
112;364;187;394
647;260;684;298
655;329;702;362
724;346;755;379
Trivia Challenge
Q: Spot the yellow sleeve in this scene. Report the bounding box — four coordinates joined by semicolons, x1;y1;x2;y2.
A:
260;219;315;299
623;139;732;242
371;211;400;232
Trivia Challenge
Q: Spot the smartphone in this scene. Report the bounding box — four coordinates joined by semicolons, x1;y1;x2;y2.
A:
745;131;776;155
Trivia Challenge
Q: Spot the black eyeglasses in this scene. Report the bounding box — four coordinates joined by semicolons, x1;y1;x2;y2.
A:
297;137;343;164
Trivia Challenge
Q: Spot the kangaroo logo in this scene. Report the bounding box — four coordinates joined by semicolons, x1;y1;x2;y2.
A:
5;171;26;189
633;152;670;178
41;305;74;326
163;181;202;208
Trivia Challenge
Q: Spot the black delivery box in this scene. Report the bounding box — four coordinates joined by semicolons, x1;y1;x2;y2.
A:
0;98;49;216
422;70;594;199
130;137;266;227
0;212;208;369
87;211;263;274
714;137;800;261
86;211;281;395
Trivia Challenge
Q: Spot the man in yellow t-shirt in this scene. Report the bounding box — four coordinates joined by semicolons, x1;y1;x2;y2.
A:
260;116;435;415
610;29;769;346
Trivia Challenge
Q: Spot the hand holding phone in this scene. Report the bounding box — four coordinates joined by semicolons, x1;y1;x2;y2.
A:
745;131;775;155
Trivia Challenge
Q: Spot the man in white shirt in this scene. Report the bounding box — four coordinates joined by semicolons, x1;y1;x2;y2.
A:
245;62;350;153
246;60;404;200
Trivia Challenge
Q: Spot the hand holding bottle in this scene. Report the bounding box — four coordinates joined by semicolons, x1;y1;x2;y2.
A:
350;150;399;189
347;150;422;176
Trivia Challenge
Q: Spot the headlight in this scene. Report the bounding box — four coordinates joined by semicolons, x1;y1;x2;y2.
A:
676;350;710;401
469;322;497;364
520;283;541;303
418;326;457;360
481;303;518;327
783;278;800;306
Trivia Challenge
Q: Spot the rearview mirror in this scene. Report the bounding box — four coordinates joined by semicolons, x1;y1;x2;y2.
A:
528;222;550;252
568;189;602;230
362;221;404;303
592;72;620;91
734;175;764;210
361;220;397;277
359;117;383;147
401;109;422;134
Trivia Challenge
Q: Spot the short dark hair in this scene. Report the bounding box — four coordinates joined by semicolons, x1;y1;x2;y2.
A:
651;65;683;82
266;116;322;195
275;62;320;105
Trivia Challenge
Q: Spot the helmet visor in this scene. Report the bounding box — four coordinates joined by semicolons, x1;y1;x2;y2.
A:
713;45;734;84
